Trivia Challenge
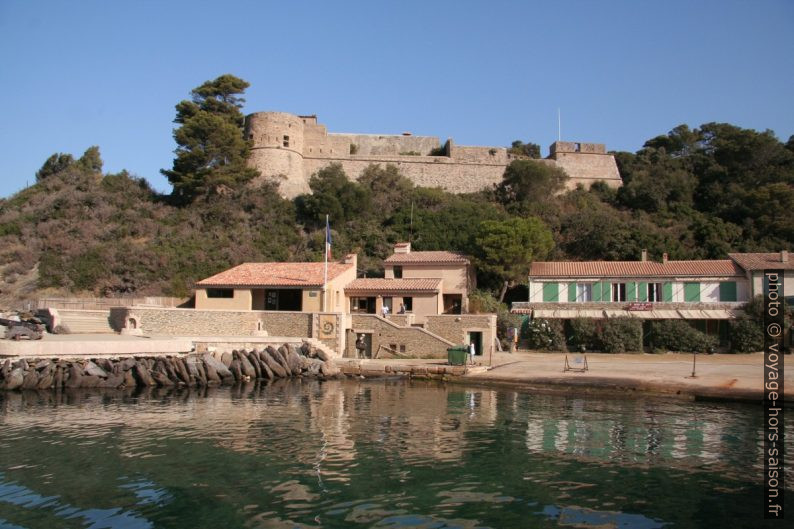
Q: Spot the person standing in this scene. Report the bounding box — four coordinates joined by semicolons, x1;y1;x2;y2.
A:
469;341;476;365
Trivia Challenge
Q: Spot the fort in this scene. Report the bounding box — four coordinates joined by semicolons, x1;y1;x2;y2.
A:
244;112;623;198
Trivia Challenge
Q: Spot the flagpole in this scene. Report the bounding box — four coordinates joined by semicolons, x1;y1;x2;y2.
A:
324;214;329;312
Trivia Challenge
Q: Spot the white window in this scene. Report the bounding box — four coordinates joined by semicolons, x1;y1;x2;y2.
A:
648;283;663;302
612;283;627;302
576;283;592;302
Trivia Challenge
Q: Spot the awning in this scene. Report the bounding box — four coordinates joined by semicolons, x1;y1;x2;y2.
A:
534;309;605;319
677;309;739;320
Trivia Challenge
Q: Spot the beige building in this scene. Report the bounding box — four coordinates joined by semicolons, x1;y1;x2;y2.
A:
728;251;794;298
382;242;474;315
195;254;357;312
244;112;622;198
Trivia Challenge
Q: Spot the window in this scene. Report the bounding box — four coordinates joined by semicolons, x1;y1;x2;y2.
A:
383;297;393;312
719;281;737;302
399;345;406;353
283;135;289;147
648;283;663;302
612;283;627;302
576;283;592;302
403;297;413;312
393;266;403;279
206;288;233;298
542;282;559;302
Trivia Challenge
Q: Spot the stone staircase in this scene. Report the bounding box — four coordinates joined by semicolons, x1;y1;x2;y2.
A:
55;309;115;334
305;337;340;359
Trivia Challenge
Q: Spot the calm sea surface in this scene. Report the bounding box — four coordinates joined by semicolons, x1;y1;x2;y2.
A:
0;378;790;529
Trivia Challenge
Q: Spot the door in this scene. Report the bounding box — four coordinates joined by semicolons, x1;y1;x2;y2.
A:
468;331;483;356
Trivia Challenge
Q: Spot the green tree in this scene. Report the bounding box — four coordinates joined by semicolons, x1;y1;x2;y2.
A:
496;159;568;206
475;217;554;301
76;146;103;174
36;153;75;181
295;164;371;227
507;140;541;159
162;74;259;203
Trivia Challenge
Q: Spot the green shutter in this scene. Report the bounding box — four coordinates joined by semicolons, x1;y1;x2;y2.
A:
592;282;601;302
719;281;737;302
603;282;612;302
662;282;673;302
568;282;577;302
626;282;637;301
542;282;559;302
638;282;648;302
684;282;700;302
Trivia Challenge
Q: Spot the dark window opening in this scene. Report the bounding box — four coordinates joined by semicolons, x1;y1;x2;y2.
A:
351;297;376;314
393;266;403;279
207;288;233;298
283;135;290;147
612;283;627;302
264;289;302;311
648;283;663;302
403;296;413;312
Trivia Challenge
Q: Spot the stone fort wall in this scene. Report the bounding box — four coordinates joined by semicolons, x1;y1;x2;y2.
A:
245;112;622;198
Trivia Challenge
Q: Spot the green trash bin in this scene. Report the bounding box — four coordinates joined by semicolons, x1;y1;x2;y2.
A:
447;345;469;366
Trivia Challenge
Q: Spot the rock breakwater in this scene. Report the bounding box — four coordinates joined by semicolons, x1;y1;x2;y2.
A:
0;342;341;391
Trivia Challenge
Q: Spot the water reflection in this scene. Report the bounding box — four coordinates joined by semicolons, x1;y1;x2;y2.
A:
0;379;791;529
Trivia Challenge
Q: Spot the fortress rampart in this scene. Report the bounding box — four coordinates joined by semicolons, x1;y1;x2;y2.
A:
245;112;622;198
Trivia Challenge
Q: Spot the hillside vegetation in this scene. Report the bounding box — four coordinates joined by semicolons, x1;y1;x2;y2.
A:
1;76;792;306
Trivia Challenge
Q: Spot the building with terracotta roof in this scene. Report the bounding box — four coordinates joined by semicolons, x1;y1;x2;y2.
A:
381;242;475;315
195;254;357;312
728;251;794;298
512;250;792;349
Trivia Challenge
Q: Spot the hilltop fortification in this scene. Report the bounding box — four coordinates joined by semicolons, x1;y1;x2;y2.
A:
245;112;622;198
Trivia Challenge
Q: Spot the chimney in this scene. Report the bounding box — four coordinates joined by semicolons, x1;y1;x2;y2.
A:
343;253;357;269
394;242;411;254
782;250;789;263
662;252;668;264
641;249;648;262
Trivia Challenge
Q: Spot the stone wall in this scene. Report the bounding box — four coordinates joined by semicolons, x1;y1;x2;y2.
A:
424;314;497;356
245;112;623;198
348;314;454;359
110;308;341;353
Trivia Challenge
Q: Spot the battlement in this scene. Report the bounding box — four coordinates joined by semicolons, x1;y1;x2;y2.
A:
245;112;622;198
549;141;607;156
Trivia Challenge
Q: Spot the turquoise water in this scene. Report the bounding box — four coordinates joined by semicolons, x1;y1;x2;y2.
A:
0;379;790;529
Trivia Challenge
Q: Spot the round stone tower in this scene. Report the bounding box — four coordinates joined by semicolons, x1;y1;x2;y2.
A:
245;112;309;197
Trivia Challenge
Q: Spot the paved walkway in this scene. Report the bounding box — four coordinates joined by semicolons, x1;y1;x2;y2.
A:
341;351;792;402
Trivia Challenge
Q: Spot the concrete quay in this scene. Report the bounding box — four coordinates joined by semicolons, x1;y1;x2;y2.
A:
340;351;791;403
0;334;314;359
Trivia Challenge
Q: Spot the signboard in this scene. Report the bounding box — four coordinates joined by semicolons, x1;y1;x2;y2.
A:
626;302;653;311
319;314;337;339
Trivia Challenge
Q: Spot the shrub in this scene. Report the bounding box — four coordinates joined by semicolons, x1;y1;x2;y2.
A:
729;317;764;353
525;318;567;351
648;320;716;353
598;318;644;353
566;318;599;351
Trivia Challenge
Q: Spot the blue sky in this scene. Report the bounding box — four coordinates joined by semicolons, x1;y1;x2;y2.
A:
1;0;792;197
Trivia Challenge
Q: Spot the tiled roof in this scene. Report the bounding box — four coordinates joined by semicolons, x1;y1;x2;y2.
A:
345;278;442;293
529;260;744;278
384;251;469;265
196;262;353;287
728;252;794;271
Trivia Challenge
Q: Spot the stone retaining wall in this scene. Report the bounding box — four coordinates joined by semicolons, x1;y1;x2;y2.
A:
348;314;454;359
110;308;341;354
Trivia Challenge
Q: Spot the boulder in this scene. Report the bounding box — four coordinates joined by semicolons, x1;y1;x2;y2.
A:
133;362;155;387
173;357;191;385
123;369;137;388
203;354;233;380
243;351;261;379
254;351;274;380
66;365;85;388
229;358;243;381
236;351;257;379
81;375;102;388
300;342;311;356
315;348;330;362
203;360;221;385
321;360;340;377
3;368;24;390
98;373;124;388
264;349;288;378
83;361;108;378
286;349;303;376
221;352;233;368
